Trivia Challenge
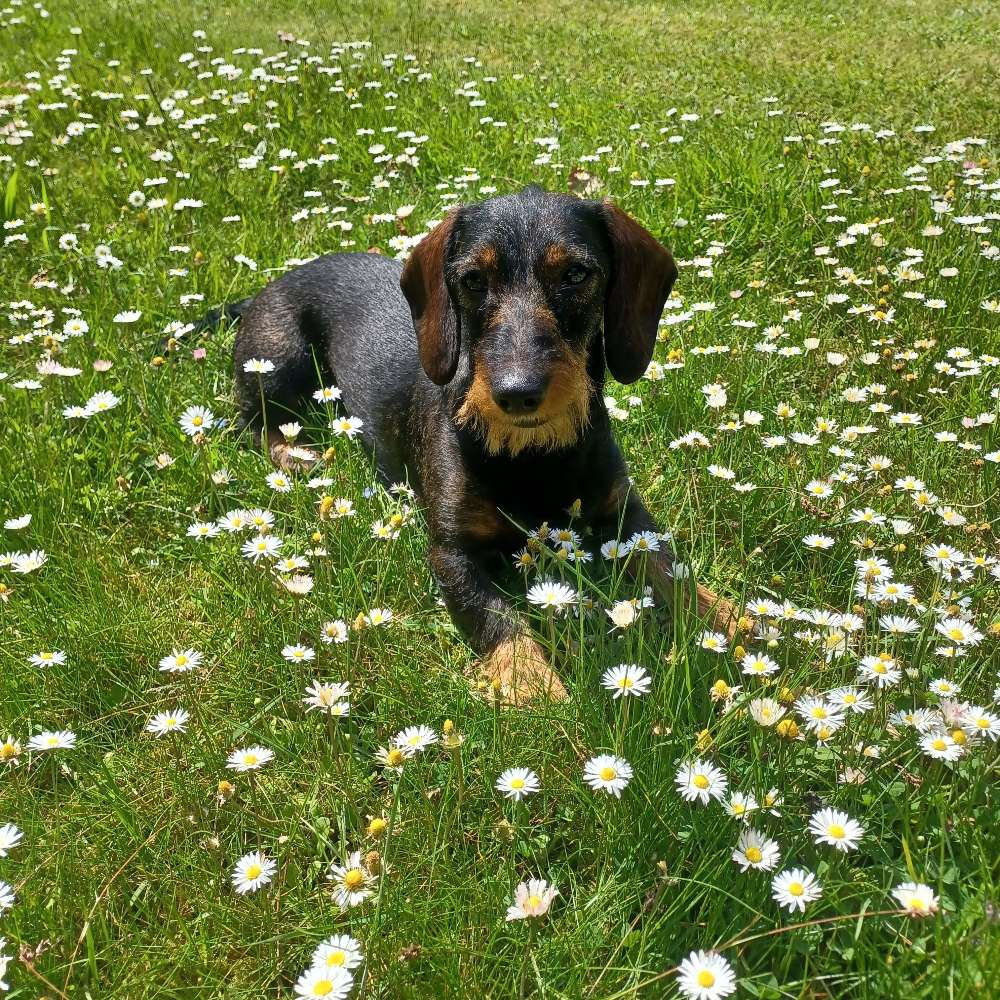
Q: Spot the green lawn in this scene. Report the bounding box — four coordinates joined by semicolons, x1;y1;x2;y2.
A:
1;0;1000;997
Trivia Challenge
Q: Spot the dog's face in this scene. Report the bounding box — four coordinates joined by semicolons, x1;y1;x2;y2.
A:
400;187;676;455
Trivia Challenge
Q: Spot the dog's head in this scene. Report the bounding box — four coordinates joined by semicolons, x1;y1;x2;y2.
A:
400;186;676;455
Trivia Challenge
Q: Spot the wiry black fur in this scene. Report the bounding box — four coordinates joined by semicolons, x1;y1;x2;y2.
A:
208;188;724;672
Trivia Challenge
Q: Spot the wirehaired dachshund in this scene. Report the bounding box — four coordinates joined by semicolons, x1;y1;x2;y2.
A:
212;186;736;701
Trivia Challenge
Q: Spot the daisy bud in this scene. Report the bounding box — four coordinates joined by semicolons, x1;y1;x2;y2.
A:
737;616;754;634
364;851;381;875
151;355;165;367
442;719;454;734
311;531;322;543
989;623;1000;637
323;447;336;462
318;495;334;519
217;779;235;803
776;719;799;740
368;817;387;838
778;687;795;704
732;645;746;661
696;729;713;752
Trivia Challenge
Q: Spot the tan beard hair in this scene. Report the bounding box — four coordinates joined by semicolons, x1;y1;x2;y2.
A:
455;356;593;456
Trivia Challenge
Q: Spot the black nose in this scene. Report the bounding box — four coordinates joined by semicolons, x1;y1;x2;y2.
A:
492;373;549;416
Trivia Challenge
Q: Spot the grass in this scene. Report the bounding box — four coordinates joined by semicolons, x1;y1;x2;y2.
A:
1;0;1000;996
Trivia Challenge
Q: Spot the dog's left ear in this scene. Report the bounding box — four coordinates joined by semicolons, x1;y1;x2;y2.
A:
400;212;461;386
601;201;677;384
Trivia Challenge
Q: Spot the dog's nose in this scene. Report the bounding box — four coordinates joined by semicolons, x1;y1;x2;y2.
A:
492;373;549;415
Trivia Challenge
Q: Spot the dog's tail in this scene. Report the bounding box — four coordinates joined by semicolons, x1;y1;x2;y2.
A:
193;296;255;334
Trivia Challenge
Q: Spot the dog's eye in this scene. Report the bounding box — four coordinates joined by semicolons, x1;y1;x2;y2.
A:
462;271;487;293
564;265;590;286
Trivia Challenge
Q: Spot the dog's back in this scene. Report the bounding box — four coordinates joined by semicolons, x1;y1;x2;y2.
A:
232;253;419;481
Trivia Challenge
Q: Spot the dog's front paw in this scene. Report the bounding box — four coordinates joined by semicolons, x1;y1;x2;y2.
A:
479;634;568;705
696;583;740;641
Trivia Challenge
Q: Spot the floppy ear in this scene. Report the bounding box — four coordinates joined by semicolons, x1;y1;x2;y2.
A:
400;212;460;385
601;201;677;384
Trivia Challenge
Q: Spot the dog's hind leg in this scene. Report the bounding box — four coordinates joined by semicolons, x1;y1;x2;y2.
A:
232;292;329;467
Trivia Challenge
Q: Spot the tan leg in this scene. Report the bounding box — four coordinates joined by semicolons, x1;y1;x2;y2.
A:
479;633;569;705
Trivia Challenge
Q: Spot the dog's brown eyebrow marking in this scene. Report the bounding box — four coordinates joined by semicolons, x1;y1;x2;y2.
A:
470;244;497;269
542;243;570;268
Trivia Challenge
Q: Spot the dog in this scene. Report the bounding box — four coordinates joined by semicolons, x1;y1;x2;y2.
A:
211;186;736;701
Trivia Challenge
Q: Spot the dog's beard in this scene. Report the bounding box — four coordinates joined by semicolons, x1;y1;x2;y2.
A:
455;358;593;456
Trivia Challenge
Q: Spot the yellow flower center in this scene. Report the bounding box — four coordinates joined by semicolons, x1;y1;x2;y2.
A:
599;767;617;781
245;864;262;880
176;655;187;666
932;738;947;751
326;951;346;967
976;718;990;730
510;778;525;790
313;982;334;997
620;677;634;688
244;754;258;765
527;894;542;908
745;847;762;863
909;896;926;911
789;882;804;896
948;628;964;641
828;824;846;839
732;803;745;815
343;869;365;890
192;416;203;426
386;749;404;767
693;775;710;789
697;971;716;988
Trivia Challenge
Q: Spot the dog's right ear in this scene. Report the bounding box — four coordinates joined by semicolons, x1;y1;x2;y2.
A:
400;212;460;385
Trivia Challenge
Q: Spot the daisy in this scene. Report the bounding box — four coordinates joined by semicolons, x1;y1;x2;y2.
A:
178;405;215;436
158;649;202;673
146;708;190;736
828;687;873;714
732;829;780;872
809;807;864;852
771;868;822;913
675;759;728;804
321;620;349;644
242;535;283;562
892;881;939;917
699;631;728;653
293;966;354;999
920;732;963;762
303;680;351;713
226;746;274;772
859;653;902;687
281;644;315;663
526;580;577;610
311;933;364;971
742;652;779;677
266;471;292;493
28;730;76;752
796;696;845;732
231;852;277;894
583;754;633;797
394;725;437;753
495;767;540;801
329;851;374;908
803;534;835;550
243;358;275;373
601;663;652;698
330;415;364;438
505;878;559;920
749;698;785;726
0;882;15;913
676;950;737;1000
724;791;759;821
28;650;66;668
313;385;343;403
935;618;983;646
928;677;961;697
962;707;1000;741
0;824;23;858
